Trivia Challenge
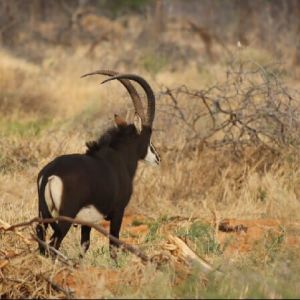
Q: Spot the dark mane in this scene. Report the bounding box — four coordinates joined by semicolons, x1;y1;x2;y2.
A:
85;124;137;156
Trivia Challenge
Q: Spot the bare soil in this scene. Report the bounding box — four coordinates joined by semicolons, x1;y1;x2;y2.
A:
42;215;300;296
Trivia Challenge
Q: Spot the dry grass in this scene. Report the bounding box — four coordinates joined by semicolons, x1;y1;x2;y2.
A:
1;34;300;298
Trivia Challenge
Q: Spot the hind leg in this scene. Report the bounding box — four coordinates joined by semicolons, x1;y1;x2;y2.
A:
36;206;49;255
80;225;91;257
36;222;48;255
48;204;79;254
49;220;72;253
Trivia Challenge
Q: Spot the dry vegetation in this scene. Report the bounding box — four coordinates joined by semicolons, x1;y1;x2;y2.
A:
1;1;300;298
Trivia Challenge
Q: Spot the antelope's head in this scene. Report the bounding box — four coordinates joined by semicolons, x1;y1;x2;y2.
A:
81;70;161;166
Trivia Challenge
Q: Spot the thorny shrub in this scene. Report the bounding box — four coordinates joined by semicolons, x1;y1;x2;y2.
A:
158;60;300;157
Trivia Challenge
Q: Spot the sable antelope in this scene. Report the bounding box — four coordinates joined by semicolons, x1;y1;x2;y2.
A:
36;72;160;258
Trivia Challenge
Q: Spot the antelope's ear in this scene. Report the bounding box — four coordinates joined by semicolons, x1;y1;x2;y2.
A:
114;114;127;128
134;113;142;134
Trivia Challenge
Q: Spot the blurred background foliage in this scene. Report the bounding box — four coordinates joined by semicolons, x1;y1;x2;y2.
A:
1;0;300;67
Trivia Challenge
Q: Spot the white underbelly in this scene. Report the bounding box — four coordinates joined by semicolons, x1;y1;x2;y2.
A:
75;205;104;223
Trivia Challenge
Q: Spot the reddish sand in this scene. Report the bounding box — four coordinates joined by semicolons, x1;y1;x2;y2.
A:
49;215;300;297
217;218;300;254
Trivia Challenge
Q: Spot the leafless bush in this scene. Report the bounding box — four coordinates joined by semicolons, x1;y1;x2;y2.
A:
159;60;300;155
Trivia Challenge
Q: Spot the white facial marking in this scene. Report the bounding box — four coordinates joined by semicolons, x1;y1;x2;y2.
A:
76;205;104;223
44;175;63;218
144;141;160;166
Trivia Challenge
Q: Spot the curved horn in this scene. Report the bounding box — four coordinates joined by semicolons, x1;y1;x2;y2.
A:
81;70;146;123
102;74;155;127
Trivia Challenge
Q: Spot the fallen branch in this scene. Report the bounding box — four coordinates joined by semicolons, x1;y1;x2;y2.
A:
0;219;32;245
167;234;223;276
3;216;150;263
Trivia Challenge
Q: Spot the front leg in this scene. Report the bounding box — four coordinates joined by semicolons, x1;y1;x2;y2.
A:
109;209;124;260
